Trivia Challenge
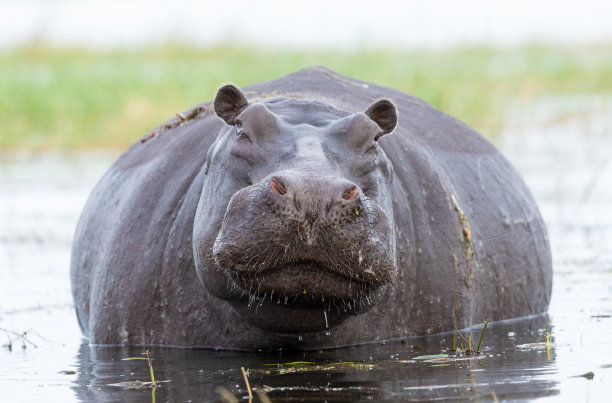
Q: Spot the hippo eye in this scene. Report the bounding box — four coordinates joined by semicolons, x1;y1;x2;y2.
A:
234;120;252;141
237;131;251;141
366;143;378;154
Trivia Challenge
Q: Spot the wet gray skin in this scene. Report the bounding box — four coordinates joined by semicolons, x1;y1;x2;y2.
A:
70;67;552;350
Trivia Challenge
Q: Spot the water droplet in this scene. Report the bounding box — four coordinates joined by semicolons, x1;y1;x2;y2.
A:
298;335;303;341
325;331;331;336
323;310;329;328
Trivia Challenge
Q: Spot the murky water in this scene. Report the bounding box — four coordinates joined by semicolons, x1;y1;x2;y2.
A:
1;99;611;402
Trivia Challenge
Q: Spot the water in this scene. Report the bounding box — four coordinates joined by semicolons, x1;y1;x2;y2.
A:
1;99;611;402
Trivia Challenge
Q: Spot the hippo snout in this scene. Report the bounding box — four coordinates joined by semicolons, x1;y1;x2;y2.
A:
265;174;363;227
269;175;360;201
211;172;396;306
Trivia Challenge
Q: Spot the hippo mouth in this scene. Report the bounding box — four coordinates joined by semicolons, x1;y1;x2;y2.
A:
224;259;386;310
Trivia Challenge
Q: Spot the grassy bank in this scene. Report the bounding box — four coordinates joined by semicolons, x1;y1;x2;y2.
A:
1;44;611;149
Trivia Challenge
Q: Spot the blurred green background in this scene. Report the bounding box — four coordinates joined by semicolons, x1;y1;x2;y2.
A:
3;44;611;150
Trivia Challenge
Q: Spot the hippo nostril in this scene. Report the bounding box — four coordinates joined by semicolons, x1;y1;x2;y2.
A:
270;177;287;195
342;185;359;201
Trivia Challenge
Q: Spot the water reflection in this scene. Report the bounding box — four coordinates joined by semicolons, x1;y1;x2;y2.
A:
69;315;559;402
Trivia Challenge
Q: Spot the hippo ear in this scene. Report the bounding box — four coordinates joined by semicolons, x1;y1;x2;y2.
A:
365;99;397;140
214;84;249;125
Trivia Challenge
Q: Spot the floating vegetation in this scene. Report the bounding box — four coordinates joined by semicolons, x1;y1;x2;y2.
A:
572;371;595;380
262;361;315;366
518;320;554;357
121;349;160;387
516;342;550;351
217;351;492;379
413;354;449;360
112;349;170;399
217;360;381;377
214;352;496;401
256;384;379;395
108;379;170;390
413;354;488;365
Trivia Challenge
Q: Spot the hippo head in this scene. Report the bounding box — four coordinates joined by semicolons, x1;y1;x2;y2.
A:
193;85;398;334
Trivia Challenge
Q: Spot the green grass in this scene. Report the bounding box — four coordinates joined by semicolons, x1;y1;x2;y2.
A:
1;44;611;150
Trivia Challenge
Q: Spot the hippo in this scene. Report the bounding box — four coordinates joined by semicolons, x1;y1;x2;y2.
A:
70;66;552;350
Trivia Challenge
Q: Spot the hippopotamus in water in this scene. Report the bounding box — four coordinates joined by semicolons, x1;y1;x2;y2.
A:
70;66;552;350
